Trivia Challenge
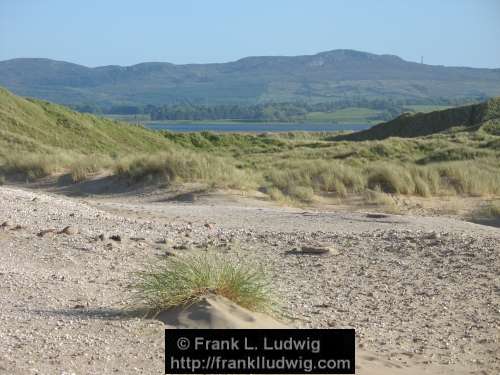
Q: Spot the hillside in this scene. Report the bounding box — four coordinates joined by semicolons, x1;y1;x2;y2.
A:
0;87;171;157
334;97;500;141
1;50;500;107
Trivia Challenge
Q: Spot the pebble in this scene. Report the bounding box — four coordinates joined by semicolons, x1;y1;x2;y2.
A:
59;226;78;235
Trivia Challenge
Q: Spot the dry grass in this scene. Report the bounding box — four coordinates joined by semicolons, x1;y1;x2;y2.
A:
114;151;258;190
69;155;114;183
265;157;500;203
0;153;72;181
363;188;400;213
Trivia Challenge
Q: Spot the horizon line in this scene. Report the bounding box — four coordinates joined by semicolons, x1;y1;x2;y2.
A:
1;49;499;70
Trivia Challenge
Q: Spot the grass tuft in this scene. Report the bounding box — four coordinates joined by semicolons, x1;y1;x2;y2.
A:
0;153;70;181
363;187;400;213
69;155;113;183
132;252;275;313
114;151;257;189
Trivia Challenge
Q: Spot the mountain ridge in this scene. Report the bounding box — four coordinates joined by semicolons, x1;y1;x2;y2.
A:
1;49;500;106
5;49;498;69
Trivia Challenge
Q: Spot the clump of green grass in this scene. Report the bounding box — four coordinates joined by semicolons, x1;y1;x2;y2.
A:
69;155;113;183
287;185;315;203
436;161;500;196
266;160;365;201
266;186;292;204
416;147;489;164
133;252;275;313
0;153;71;180
363;187;400;213
366;164;415;194
114;151;257;189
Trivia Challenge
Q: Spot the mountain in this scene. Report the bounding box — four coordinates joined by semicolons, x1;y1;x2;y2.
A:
333;97;500;141
1;50;500;107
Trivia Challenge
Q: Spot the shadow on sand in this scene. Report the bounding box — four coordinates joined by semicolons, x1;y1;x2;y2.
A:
30;306;151;321
466;217;500;228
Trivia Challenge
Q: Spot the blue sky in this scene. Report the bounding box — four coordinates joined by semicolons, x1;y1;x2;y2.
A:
1;0;499;68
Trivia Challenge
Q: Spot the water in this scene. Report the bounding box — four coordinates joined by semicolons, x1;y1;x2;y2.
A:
144;122;371;133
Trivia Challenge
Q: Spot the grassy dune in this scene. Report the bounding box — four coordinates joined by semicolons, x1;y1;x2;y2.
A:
1;87;499;205
334;97;500;140
0;87;249;186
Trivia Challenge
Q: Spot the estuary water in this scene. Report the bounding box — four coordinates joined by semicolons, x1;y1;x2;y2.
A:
144;122;371;133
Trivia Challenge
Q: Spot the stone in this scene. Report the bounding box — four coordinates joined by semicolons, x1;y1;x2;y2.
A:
300;244;339;255
426;232;441;240
286;244;339;255
59;226;78;235
37;229;56;237
366;213;390;219
110;235;121;242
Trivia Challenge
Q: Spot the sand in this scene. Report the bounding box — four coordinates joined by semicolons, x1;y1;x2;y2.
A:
0;185;498;374
158;294;286;329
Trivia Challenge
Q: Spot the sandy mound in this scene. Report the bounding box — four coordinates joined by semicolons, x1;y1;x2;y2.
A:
158;295;473;374
356;352;472;375
157;294;287;329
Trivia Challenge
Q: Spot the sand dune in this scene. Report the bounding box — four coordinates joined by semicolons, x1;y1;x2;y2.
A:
158;294;286;329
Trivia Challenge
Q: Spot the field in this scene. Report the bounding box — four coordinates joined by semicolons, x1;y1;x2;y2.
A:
109;107;384;125
403;104;453;113
302;107;382;123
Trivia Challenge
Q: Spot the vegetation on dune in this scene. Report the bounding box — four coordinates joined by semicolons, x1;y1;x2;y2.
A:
363;188;400;213
69;155;114;183
0;87;172;158
1;87;499;206
333;97;500;141
114;151;257;190
0;87;254;189
133;252;275;313
262;158;500;202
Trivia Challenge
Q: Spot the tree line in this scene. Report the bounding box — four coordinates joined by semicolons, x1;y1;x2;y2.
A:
71;96;487;122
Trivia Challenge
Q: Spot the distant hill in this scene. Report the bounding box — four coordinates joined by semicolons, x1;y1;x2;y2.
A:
0;87;171;157
333;97;500;141
1;50;499;107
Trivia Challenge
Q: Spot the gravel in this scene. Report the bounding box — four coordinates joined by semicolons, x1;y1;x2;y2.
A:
0;186;498;374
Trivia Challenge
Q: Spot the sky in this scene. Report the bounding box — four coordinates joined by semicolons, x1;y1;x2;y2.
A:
1;0;499;68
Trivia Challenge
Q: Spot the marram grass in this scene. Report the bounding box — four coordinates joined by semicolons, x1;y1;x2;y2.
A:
132;252;276;313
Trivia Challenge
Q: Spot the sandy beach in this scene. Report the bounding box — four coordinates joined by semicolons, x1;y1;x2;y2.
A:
0;186;498;374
